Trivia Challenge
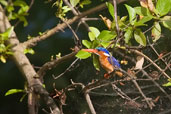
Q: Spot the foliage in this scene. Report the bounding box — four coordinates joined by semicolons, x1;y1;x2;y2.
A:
0;0;29;26
5;89;25;96
76;0;171;79
53;0;71;19
69;0;91;8
24;48;35;55
76;0;171;56
0;27;13;63
163;79;171;87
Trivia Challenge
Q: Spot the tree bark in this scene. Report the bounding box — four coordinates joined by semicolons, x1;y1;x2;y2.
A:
0;5;60;114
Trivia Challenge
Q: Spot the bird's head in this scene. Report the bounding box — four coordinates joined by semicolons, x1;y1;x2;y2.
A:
82;47;110;57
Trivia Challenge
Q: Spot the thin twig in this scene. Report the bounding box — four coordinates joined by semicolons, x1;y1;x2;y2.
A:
131;79;155;109
61;19;82;47
147;37;171;71
135;51;171;74
111;83;133;101
22;0;127;49
70;80;96;114
53;58;79;79
141;70;171;101
63;0;90;31
115;49;171;101
84;91;97;114
131;49;170;79
113;0;119;36
37;51;78;79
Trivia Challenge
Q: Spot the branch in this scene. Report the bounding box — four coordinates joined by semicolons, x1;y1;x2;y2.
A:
0;6;60;114
131;49;170;79
53;58;79;79
63;0;90;31
22;0;127;49
37;51;78;78
70;80;96;114
84;92;96;114
113;0;120;36
147;37;171;71
115;49;171;101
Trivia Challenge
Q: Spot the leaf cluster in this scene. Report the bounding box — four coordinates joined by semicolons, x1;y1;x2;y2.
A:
76;0;171;74
0;0;29;26
0;27;14;63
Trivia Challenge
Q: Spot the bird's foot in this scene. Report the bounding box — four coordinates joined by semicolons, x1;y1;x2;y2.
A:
115;71;123;77
104;73;110;79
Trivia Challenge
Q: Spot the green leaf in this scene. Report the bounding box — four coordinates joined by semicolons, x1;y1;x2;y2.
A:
76;50;91;59
134;7;154;18
0;0;8;6
125;4;136;24
0;55;6;63
93;55;100;71
124;27;133;44
62;6;71;13
163;82;171;87
156;0;171;16
18;16;28;27
106;2;114;19
0;44;6;53
6;5;14;12
82;40;92;48
134;29;146;46
88;27;100;41
14;0;27;7
152;22;161;42
161;16;171;30
20;93;27;102
98;30;116;41
80;0;91;8
18;6;29;15
98;30;116;48
120;16;127;22
0;26;14;41
134;16;152;27
70;0;80;7
92;40;100;48
24;48;35;55
5;89;25;96
6;51;13;55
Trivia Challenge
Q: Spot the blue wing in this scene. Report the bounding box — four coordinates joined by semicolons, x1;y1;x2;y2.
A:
108;56;121;68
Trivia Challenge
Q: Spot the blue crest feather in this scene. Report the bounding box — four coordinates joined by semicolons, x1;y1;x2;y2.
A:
96;47;110;55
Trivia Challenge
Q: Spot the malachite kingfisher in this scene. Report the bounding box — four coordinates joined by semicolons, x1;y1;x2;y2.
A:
82;47;123;78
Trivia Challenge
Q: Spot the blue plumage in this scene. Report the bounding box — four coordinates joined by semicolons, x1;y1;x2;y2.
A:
108;56;121;68
96;47;110;55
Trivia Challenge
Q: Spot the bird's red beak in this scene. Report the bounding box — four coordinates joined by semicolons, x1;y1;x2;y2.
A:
82;49;98;53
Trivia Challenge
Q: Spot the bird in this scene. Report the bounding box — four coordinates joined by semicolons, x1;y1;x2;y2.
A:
82;47;123;78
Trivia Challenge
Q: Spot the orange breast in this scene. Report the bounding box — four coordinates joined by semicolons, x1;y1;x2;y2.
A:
99;55;114;73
